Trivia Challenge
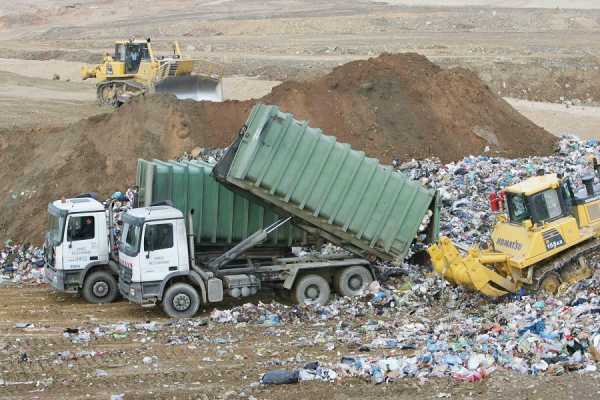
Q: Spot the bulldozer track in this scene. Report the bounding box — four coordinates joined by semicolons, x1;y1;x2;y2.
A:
96;80;146;107
532;237;600;291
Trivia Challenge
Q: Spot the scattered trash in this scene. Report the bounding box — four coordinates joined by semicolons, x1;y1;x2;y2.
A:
177;147;228;164
260;369;300;385
402;135;600;248
95;369;109;377
0;242;45;285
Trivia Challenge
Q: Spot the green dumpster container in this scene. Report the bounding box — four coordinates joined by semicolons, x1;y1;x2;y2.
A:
136;159;311;248
214;104;439;261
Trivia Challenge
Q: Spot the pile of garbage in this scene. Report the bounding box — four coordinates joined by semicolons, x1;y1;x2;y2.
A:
0;241;44;285
403;135;600;246
108;189;136;251
203;269;600;385
177;147;228;164
333;271;600;383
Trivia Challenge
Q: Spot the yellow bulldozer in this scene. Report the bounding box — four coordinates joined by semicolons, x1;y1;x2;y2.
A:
428;171;600;297
81;38;223;107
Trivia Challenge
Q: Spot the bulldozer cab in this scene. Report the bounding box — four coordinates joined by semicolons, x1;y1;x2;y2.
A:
114;42;151;74
504;175;572;228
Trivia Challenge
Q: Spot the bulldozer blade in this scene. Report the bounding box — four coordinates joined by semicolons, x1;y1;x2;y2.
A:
428;237;516;297
155;75;223;102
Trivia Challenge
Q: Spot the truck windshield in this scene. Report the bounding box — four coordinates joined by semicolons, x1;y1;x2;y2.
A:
507;193;529;223
121;222;142;256
48;213;65;245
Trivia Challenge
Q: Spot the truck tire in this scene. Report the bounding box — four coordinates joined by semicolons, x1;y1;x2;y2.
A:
161;283;201;318
334;266;373;298
293;274;331;306
82;270;119;304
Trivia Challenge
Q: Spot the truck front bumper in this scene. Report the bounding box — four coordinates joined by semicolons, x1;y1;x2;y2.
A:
118;278;153;305
44;264;82;293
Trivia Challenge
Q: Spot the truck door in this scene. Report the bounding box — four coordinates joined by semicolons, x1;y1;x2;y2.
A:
140;222;179;283
63;214;99;270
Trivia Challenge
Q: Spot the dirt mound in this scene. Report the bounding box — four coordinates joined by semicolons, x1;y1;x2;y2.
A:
0;53;556;243
263;53;555;161
0;98;253;243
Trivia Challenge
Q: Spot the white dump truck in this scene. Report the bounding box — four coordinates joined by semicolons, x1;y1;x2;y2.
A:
44;105;439;318
44;197;120;303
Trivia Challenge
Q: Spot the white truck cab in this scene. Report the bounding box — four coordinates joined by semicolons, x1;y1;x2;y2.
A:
44;197;120;303
118;205;224;317
118;206;191;298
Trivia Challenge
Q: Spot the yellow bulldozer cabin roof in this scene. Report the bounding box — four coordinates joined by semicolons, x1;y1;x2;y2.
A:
504;174;560;196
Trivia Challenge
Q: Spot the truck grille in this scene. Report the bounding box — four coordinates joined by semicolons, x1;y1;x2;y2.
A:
119;265;132;284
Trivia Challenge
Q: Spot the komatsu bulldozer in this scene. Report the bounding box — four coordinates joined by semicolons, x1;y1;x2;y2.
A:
80;39;223;107
428;172;600;297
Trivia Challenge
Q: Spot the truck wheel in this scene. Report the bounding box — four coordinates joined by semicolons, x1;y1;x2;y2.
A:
293;274;331;306
82;271;119;304
334;266;373;298
161;283;200;318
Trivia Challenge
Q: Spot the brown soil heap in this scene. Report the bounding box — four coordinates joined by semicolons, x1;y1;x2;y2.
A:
0;53;556;243
263;53;555;161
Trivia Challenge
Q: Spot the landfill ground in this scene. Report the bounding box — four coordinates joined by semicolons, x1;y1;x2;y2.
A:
5;1;600;399
3;1;600;135
2;285;600;400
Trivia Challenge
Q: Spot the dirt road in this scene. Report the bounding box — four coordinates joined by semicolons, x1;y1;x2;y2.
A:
507;98;600;140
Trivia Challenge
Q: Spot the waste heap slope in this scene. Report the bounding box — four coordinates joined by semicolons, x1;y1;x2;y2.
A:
0;98;253;243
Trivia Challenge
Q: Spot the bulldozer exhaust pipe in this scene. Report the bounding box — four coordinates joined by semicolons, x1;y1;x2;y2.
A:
582;175;595;196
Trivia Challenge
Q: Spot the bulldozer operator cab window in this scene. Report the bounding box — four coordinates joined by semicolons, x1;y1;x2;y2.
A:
114;44;126;61
529;189;564;224
67;216;95;241
144;224;174;252
507;194;529;223
124;43;149;74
